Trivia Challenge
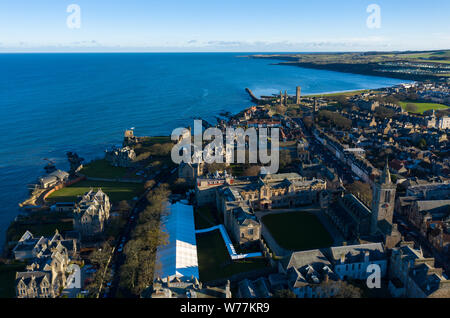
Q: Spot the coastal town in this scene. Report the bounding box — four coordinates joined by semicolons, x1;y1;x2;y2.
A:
1;74;449;299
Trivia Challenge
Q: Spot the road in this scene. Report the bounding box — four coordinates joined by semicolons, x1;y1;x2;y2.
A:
293;118;355;185
298;119;449;276
103;167;176;298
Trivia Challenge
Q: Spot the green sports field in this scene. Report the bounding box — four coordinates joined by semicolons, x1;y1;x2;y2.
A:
196;230;268;282
46;180;144;203
262;211;333;251
399;101;449;114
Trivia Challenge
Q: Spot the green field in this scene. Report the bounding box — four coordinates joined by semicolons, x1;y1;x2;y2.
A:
262;212;333;251
80;159;129;179
399;101;449;114
196;230;268;282
7;219;73;242
306;89;370;98
46;180;144;203
194;206;220;230
0;262;26;298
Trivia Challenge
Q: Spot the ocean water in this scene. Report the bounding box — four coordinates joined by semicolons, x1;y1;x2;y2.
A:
0;53;408;249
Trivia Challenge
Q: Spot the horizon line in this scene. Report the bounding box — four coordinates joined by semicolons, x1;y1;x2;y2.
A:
1;48;449;54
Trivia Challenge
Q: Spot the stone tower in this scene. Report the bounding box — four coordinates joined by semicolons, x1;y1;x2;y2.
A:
296;86;301;104
371;160;396;235
279;90;283;106
284;90;288;106
313;97;318;113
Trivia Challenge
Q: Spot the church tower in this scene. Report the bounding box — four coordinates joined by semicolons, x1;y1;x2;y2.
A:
371;160;396;235
296;86;301;104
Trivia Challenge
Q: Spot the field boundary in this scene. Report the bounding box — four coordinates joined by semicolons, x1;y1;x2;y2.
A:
195;225;262;260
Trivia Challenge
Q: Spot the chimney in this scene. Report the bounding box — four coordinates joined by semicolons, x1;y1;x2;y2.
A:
323;272;329;283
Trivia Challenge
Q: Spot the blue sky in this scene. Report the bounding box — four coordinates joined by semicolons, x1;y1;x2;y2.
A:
0;0;449;52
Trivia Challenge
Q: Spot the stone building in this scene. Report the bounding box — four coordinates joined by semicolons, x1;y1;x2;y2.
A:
15;230;74;298
178;162;204;186
389;241;450;298
196;172;326;246
216;187;261;246
105;146;136;168
327;243;387;281
278;249;339;298
232;173;326;211
371;160;396;235
325;193;372;241
12;230;77;261
38;170;69;189
147;277;231;298
73;189;111;238
325;161;401;247
296;86;301;104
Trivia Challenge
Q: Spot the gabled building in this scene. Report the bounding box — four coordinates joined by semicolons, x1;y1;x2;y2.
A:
73;189;111;238
389;242;450;298
327;243;387;281
105;146;136;167
15;230;74;298
278;249;339;298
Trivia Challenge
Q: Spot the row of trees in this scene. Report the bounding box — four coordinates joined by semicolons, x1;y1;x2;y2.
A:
118;184;170;296
317;110;353;130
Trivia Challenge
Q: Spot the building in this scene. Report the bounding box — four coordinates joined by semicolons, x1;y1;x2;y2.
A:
278;249;339;298
296;86;301;104
408;200;450;233
326;193;372;241
104;146;136;168
389;241;450;298
178;162;204;186
73;189;111;238
371;160;396;235
238;277;272;298
216;187;261;246
12;230;77;261
15;230;75;298
230;173;326;211
147;277;231;298
438;116;450;130
325;161;401;247
327;243;387;281
38;170;69;189
196;172;326;246
154;202;199;281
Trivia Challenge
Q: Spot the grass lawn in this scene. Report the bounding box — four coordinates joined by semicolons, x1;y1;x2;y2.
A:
399;101;449;114
46;180;144;203
262;212;333;251
80;159;129;179
306;89;370;98
194;206;220;230
0;262;26;298
7;220;73;242
196;230;268;282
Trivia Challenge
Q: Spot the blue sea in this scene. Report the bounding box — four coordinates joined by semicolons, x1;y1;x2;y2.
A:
0;53;408;249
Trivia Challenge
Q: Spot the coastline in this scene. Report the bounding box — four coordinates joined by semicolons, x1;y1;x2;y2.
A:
0;53;410;254
248;54;445;82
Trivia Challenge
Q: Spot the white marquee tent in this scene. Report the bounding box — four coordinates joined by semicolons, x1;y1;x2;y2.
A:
155;202;199;281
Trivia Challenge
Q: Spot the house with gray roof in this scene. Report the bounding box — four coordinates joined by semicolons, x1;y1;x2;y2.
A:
278;249;339;298
15;230;75;298
389;241;450;298
327;243;387;280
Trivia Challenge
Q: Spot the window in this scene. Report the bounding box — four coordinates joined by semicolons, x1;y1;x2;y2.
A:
248;228;254;235
385;191;391;203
